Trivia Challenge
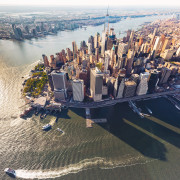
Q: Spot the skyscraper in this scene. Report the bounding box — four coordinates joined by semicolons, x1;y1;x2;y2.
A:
42;54;49;67
101;31;106;56
90;68;103;101
123;81;137;98
72;41;77;59
72;79;84;102
159;67;171;84
105;8;109;35
51;71;68;90
136;75;148;96
116;78;125;98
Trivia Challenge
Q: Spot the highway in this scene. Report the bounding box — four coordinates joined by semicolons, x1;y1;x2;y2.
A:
61;89;180;109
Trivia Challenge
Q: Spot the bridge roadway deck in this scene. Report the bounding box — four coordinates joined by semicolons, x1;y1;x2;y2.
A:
61;89;180;109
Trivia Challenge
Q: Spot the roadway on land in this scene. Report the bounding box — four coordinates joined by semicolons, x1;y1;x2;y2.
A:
62;89;180;109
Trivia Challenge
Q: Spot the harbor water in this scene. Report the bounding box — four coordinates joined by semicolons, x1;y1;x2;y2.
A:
0;14;180;180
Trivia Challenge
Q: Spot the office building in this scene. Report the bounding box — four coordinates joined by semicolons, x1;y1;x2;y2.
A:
51;71;68;90
123;81;137;98
101;31;106;56
90;68;103;101
136;76;148;96
49;55;56;69
72;79;84;102
42;54;49;67
159;67;171;84
116;78;125;98
148;70;159;93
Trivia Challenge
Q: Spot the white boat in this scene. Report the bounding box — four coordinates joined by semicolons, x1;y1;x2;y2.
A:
146;107;152;114
57;128;64;133
4;168;16;178
42;124;51;130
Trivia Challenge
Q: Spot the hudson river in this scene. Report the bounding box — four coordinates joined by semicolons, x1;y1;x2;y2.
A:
0;14;180;180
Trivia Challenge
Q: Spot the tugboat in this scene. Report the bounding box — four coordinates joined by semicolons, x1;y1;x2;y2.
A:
4;168;16;178
42;124;51;131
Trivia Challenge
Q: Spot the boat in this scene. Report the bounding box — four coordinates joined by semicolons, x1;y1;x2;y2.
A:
146;107;152;114
57;128;64;133
4;168;16;178
175;104;180;110
42;124;51;130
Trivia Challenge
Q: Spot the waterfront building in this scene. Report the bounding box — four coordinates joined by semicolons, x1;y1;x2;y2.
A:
116;78;125;98
148;70;159;93
136;75;148;96
90;68;103;101
113;76;119;97
13;26;23;40
72;79;84;102
123;80;137;98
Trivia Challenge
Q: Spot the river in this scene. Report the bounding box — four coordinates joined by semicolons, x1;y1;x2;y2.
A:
0;14;180;180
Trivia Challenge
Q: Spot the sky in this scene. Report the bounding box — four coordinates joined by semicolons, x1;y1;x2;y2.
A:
0;0;180;6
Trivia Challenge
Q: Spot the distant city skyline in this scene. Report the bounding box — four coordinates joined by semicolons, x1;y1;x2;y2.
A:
0;0;180;6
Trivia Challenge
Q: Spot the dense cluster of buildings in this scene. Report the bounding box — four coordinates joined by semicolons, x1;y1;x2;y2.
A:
0;12;122;40
40;14;180;103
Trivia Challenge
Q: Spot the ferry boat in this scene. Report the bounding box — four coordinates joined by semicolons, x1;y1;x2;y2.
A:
4;168;16;178
42;124;51;130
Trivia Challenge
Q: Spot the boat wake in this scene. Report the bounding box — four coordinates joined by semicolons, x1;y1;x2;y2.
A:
15;156;157;179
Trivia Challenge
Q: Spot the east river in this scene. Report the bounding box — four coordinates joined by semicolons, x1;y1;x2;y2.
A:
0;14;180;180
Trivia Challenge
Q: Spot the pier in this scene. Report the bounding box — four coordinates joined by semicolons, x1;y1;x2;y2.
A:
85;108;107;128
